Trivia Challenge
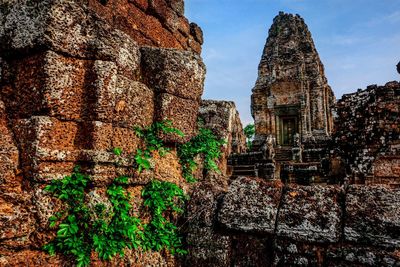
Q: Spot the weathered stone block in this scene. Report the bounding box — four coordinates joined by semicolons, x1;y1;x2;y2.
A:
0;197;35;243
186;227;231;267
231;235;272;267
0;0;141;69
141;47;205;100
3;52;149;124
156;93;199;143
0;250;65;266
186;182;223;227
326;245;400;267
218;177;283;233
152;150;187;190
274;239;338;267
190;22;204;45
0;99;22;194
276;185;342;243
373;156;400;182
3;51;94;120
93;60;154;127
32;184;65;230
345;185;400;248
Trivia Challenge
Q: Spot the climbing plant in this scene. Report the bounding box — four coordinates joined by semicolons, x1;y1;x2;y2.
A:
178;127;225;182
134;120;184;172
141;180;188;255
43;167;142;267
43;120;225;265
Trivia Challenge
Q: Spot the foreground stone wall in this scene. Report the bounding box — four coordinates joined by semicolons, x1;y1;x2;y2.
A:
333;81;400;186
185;177;400;266
0;0;205;265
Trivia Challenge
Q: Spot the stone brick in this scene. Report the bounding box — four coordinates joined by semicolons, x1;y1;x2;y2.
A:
231;235;272;267
156;93;199;143
185;226;231;267
333;81;400;181
31;184;65;230
345;185;400;248
123;2;183;49
373;156;400;185
93;60;154;127
186;182;224;228
0;250;66;266
0;99;21;194
326;245;400;267
190;22;204;44
276;185;342;243
274;239;337;267
152;150;187;190
0;197;35;243
218;177;283;233
3;51;94;120
0;0;142;63
141;47;205;100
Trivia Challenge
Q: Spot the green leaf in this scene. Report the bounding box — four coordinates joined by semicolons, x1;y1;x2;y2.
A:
112;147;123;156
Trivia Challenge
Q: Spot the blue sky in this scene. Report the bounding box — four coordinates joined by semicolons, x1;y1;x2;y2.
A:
185;0;400;125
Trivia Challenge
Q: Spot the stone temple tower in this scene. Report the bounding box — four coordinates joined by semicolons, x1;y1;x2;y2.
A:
251;12;335;149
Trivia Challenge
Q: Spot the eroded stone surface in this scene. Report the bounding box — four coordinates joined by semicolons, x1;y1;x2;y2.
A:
93;60;155;127
156;93;199;143
185;227;231;267
141;47;205;100
276;185;342;242
218;177;283;233
326;245;400;267
0;0;200;57
345;185;400;248
333;81;400;184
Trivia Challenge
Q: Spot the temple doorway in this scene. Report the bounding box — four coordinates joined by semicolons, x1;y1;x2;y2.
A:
281;117;297;145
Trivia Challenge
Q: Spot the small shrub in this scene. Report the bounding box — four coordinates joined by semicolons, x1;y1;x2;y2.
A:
244;123;255;150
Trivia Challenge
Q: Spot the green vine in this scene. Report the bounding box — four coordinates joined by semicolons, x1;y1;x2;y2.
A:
178;127;225;182
43;120;225;265
43;167;142;267
141;180;188;255
134;120;184;172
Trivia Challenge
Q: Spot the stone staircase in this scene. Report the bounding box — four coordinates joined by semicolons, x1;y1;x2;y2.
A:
275;147;292;162
231;164;256;177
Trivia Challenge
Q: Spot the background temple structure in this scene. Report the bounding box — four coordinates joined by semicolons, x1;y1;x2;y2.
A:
251;12;335;150
230;12;336;183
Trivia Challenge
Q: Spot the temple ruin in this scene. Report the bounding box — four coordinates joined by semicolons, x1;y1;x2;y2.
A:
0;1;399;266
230;12;336;183
251;12;335;149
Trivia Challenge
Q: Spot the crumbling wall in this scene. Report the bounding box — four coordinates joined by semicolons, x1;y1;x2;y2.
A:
333;81;400;186
185;177;400;266
0;0;205;265
199;100;247;176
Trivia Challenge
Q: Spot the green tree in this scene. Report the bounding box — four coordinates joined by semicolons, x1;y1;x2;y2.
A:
244;124;255;150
